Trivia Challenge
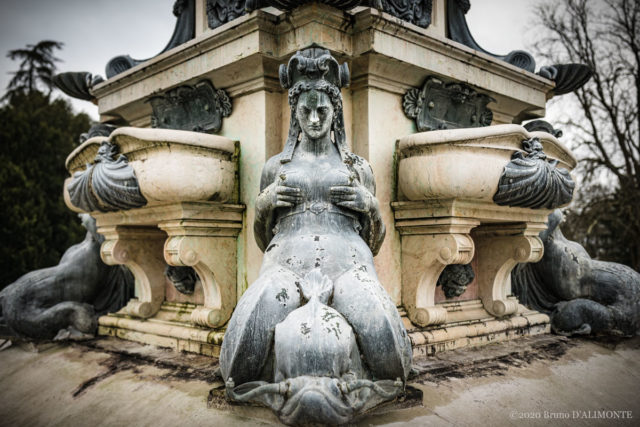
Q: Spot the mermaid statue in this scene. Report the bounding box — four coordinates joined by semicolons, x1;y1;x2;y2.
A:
220;47;412;425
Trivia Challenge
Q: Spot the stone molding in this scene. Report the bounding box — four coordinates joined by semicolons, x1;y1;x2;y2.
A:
91;4;553;125
473;224;545;317
95;202;244;327
395;216;478;326
393;200;548;326
99;226;167;318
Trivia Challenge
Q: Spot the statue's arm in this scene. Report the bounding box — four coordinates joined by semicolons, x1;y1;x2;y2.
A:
331;155;385;255
356;159;385;256
253;155;282;252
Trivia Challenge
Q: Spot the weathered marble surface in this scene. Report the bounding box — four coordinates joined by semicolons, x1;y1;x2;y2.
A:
220;47;411;425
512;210;640;337
0;215;133;340
396;124;576;203
64;127;238;213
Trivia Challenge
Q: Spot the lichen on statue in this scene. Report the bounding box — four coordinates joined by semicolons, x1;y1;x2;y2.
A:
220;47;412;425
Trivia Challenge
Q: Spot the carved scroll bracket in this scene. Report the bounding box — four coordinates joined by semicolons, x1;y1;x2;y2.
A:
396;218;479;327
474;224;545;317
159;219;242;328
99;226;167;318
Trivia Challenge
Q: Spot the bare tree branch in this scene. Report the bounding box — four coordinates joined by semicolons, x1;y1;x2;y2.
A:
534;0;640;269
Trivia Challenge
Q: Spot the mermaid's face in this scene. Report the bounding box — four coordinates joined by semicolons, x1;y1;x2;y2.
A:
296;90;334;140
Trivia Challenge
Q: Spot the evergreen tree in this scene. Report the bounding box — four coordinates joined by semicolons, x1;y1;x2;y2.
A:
4;40;63;100
1;78;91;288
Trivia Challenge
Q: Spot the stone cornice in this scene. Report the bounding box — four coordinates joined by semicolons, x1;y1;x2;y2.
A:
92;4;554;123
351;7;553;94
92;10;280;98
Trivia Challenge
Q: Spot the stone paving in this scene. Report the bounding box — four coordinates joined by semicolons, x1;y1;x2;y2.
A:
0;335;638;426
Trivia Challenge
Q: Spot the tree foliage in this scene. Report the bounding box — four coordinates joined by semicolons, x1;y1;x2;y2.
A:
4;40;63;100
534;0;640;270
0;90;91;288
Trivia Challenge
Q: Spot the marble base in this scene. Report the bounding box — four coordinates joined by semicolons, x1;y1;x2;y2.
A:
94;201;244;331
99;299;549;358
98;302;224;357
401;302;550;358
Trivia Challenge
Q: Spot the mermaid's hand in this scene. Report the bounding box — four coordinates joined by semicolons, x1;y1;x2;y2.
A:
275;182;303;208
330;184;372;213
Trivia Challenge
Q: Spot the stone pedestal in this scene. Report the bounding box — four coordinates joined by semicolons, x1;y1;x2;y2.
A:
96;202;243;355
82;3;569;356
394;201;552;356
392;124;576;353
394;199;548;327
91;3;554;306
63;126;244;355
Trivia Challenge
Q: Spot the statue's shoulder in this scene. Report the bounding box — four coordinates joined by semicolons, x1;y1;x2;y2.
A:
260;153;285;190
346;153;371;169
345;153;372;177
345;152;376;193
262;153;282;175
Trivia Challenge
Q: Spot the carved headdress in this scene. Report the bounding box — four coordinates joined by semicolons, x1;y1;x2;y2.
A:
279;47;350;164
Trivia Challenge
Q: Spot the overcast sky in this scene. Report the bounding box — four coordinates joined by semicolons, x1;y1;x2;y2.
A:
0;0;543;121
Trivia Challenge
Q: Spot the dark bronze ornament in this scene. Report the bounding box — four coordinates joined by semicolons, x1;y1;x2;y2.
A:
403;76;494;131
165;266;199;295
524;120;563;139
446;0;536;72
105;0;195;78
67;141;147;213
369;0;432;28
52;72;104;102
79;123;118;144
207;0;247;29
147;80;232;133
537;63;593;96
437;264;474;298
493;137;575;209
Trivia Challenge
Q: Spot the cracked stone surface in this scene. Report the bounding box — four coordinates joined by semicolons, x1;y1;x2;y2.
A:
0;335;638;426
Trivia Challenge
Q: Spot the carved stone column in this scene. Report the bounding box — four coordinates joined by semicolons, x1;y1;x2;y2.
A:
99;226;167;318
395;213;479;327
160;215;242;328
474;224;545;317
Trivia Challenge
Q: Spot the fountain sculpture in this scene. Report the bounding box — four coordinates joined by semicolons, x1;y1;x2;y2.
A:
220;47;412;425
0;214;133;340
5;0;640;424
